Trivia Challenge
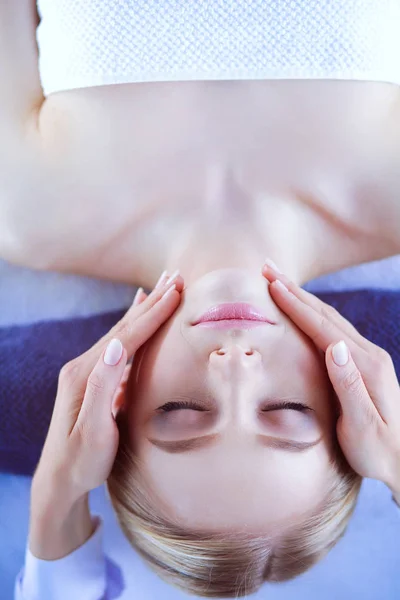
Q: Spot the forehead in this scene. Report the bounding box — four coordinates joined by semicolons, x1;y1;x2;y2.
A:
140;434;333;533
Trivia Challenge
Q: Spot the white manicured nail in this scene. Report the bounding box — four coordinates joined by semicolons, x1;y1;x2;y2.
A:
166;269;180;286
104;338;123;366
332;341;349;366
155;270;168;289
264;258;283;273
133;287;143;306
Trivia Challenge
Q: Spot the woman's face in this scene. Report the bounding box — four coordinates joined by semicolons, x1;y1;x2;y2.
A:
128;269;338;534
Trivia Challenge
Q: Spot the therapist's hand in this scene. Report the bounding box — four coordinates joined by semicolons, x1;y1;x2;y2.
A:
30;270;184;559
262;260;400;502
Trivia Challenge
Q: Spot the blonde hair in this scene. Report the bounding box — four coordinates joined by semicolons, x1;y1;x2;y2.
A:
107;407;362;597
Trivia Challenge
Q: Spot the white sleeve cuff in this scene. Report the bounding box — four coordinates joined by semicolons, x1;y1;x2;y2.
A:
14;515;106;600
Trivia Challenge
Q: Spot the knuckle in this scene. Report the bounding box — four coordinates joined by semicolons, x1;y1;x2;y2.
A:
321;304;337;320
59;359;80;383
76;419;95;445
312;314;335;345
76;420;110;452
375;346;391;364
341;369;363;394
361;405;378;428
370;348;392;375
115;321;131;338
87;373;106;396
317;314;333;331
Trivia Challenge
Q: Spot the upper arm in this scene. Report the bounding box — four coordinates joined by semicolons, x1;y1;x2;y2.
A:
0;1;46;258
0;0;44;132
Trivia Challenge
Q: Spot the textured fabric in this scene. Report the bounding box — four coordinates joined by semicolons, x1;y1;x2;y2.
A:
2;255;400;328
1;289;400;476
0;259;135;327
36;0;400;96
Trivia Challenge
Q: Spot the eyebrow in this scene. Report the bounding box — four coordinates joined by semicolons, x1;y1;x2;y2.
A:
148;434;219;453
148;434;322;454
256;435;322;452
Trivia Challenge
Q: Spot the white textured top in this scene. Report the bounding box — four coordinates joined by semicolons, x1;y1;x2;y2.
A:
36;0;400;96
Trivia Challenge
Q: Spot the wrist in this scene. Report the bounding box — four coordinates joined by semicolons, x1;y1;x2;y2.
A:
385;474;400;507
390;487;400;507
29;490;95;560
386;467;400;504
32;474;73;519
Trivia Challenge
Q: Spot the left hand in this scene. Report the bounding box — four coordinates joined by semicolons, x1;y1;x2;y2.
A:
261;260;400;496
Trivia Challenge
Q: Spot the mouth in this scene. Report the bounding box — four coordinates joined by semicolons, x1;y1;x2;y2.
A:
192;303;276;327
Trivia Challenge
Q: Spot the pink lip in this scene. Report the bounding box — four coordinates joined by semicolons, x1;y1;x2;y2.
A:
193;303;276;327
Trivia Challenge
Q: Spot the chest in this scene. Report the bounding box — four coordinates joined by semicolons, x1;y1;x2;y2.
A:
39;80;400;234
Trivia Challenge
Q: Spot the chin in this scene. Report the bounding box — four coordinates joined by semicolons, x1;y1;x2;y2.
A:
180;267;282;324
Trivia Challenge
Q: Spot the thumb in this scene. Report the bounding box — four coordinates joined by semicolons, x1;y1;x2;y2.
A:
76;338;128;433
325;341;377;430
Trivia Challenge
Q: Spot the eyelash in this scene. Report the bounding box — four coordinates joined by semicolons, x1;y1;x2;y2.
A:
159;401;207;412
262;401;311;412
159;401;311;412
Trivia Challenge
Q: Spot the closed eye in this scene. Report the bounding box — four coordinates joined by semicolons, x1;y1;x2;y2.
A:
158;401;208;412
261;401;312;412
159;400;311;412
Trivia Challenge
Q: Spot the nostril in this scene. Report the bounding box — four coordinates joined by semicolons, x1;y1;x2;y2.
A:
245;351;253;356
216;349;226;356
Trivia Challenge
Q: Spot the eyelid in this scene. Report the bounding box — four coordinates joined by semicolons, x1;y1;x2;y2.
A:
158;400;210;412
261;401;312;412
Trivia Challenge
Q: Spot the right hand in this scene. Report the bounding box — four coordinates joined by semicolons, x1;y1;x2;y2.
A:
29;270;184;559
32;270;184;510
262;262;400;496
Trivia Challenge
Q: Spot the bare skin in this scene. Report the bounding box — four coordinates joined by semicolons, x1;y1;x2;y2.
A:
1;1;400;292
4;5;399;583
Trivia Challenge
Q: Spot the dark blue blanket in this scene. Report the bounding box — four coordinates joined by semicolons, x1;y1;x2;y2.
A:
1;290;399;476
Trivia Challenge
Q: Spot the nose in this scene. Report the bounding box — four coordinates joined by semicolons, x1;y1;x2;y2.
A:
209;344;262;373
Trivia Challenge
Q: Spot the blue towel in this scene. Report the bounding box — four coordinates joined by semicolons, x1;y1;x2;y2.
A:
1;289;399;476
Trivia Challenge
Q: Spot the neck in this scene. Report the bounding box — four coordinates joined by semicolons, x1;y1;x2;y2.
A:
162;211;322;290
138;165;369;290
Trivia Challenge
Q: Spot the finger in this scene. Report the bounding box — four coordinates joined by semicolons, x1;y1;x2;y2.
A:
75;338;128;434
116;284;181;356
262;262;374;354
83;274;183;368
267;276;378;377
154;269;185;293
133;287;147;306
263;262;397;423
58;280;181;403
325;341;380;428
103;273;183;338
154;270;169;289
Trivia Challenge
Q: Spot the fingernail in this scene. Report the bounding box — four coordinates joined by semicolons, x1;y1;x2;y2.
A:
133;287;143;306
274;279;288;292
104;338;123;366
332;341;349;366
165;269;180;286
264;258;283;273
155;270;168;289
162;284;176;299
